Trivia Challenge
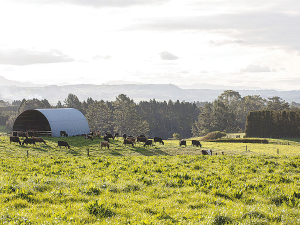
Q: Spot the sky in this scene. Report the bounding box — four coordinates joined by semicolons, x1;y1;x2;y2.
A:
0;0;300;90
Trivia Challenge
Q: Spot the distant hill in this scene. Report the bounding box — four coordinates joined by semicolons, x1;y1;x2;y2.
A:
0;76;299;104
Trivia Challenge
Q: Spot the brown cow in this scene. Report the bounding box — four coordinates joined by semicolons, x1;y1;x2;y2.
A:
85;134;93;141
123;139;134;147
127;137;136;145
33;137;46;144
100;141;109;149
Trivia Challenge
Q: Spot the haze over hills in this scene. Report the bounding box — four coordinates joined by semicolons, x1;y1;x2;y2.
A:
0;76;299;105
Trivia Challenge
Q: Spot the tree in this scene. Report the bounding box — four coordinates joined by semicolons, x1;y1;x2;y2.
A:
113;94;149;136
267;96;289;111
85;100;112;134
64;93;83;113
18;98;51;114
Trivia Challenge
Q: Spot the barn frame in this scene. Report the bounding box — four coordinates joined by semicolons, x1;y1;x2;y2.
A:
13;108;90;137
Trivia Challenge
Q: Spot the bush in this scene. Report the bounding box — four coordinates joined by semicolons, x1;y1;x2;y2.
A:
202;131;227;141
173;133;181;140
86;200;115;218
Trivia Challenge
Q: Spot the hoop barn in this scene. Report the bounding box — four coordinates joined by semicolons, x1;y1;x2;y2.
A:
13;108;90;137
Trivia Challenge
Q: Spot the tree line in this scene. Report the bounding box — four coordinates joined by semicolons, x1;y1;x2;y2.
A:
1;90;298;138
245;110;300;138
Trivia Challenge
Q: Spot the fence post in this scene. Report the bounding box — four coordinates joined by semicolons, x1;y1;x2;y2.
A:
27;150;29;158
87;148;90;157
277;148;279;155
246;145;247;152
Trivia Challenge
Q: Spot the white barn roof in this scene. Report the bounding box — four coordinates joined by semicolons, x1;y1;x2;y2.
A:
13;108;90;137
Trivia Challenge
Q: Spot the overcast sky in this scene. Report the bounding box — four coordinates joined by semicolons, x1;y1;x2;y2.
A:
0;0;299;90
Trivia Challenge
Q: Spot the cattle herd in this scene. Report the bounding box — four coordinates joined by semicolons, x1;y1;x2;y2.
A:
9;130;215;155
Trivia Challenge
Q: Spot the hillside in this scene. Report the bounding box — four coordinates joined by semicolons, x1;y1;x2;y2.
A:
1;76;300;104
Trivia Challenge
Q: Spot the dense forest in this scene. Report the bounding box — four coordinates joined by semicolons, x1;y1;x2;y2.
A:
0;90;298;139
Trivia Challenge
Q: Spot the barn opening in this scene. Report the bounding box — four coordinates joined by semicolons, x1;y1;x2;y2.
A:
13;110;51;136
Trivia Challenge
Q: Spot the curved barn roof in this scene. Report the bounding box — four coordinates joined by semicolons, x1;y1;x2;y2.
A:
13;108;90;137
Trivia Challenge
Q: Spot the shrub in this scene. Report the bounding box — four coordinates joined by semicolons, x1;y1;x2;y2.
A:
202;131;227;141
173;133;181;140
86;200;115;218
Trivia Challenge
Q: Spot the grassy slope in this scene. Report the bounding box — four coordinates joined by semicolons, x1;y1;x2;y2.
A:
0;135;300;224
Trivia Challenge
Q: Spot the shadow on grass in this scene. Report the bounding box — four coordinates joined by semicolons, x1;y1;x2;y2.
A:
110;150;123;156
131;147;169;156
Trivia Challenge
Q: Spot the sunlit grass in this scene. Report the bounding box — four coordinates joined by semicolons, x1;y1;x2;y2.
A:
1;135;300;223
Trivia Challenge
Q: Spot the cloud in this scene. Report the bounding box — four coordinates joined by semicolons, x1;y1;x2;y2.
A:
209;39;247;46
241;64;271;73
0;48;74;65
135;11;300;51
93;55;112;60
159;51;179;60
7;0;170;8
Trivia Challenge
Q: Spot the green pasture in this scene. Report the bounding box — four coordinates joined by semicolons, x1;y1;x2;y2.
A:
1;135;300;224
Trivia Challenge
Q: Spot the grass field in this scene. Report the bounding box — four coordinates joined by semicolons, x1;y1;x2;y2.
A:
1;135;300;224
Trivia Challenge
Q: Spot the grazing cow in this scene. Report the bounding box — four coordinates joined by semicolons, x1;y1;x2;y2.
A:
192;140;202;147
122;133;127;139
127;137;136;145
60;131;68;137
137;136;148;143
10;136;21;145
105;133;114;140
179;140;186;147
154;137;164;145
103;135;109;142
144;140;153;147
139;134;145;138
114;133;119;138
202;150;213;155
22;138;36;146
123;139;134;147
85;134;93;141
33;137;46;144
100;141;109;149
58;141;70;149
93;131;101;138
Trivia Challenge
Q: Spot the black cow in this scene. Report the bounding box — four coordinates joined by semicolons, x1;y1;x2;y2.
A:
22;138;36;146
144;140;153;147
179;140;186;147
60;131;68;137
137;136;148;143
58;141;70;149
114;133;119;138
12;131;18;137
154;137;164;145
85;134;93;141
105;133;114;140
139;134;145;137
192;140;202;147
10;136;21;145
123;133;127;139
103;135;109;142
123;139;134;147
